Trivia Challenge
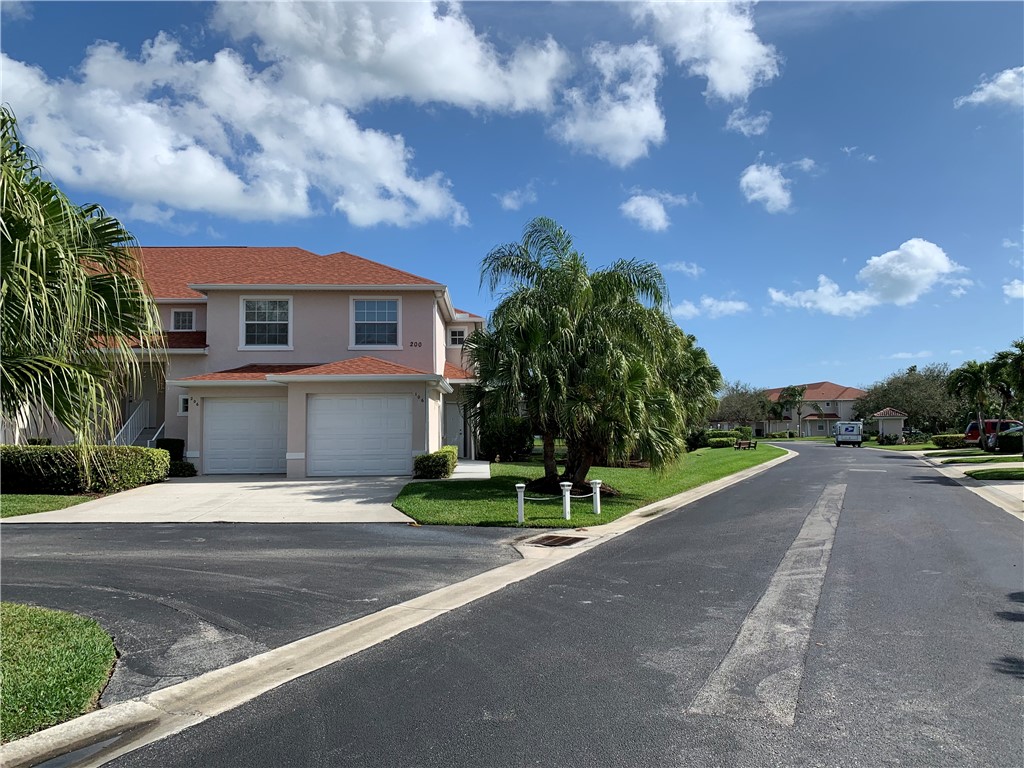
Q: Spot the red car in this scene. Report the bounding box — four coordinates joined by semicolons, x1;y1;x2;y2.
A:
963;419;1023;447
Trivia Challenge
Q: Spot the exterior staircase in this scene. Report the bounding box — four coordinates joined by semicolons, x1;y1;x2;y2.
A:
134;427;161;447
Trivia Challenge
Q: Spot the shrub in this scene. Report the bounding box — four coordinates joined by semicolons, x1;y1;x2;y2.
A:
932;434;966;449
707;430;741;440
25;438;51;446
904;430;929;444
708;437;736;449
154;438;185;462
477;416;533;462
736;426;753;441
168;460;197;477
0;446;169;494
685;428;709;452
414;445;459;479
996;431;1023;455
876;433;900;446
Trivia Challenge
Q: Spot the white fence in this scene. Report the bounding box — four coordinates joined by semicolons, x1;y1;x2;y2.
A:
514;479;602;524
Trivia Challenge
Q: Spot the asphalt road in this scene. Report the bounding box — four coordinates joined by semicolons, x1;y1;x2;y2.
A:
0;523;521;702
105;443;1023;767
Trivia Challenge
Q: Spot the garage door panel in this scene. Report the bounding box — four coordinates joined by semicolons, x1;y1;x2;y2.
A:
204;398;287;475
307;395;412;476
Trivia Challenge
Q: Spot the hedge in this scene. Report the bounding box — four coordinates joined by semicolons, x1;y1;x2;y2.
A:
932;434;966;449
708;437;736;449
707;430;741;440
414;445;458;479
0;446;169;494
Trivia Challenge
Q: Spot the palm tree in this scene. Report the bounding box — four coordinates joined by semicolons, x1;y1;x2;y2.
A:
1;105;163;446
947;360;990;448
468;216;721;489
778;385;807;436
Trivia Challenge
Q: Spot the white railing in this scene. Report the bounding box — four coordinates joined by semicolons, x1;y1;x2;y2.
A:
109;401;149;446
515;480;602;524
147;422;165;448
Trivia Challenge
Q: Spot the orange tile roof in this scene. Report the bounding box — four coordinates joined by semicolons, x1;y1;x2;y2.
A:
453;308;484;320
181;364;315;381
276;357;429;377
444;362;476;380
764;381;867;402
872;407;908;418
139;247;442;300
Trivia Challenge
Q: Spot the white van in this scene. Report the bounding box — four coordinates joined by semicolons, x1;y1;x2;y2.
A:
833;421;863;447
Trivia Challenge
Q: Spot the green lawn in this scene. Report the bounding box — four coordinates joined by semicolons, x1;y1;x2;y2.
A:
0;602;116;742
1;494;92;519
923;449;986;459
964;468;1024;481
941;455;1022;465
396;445;787;527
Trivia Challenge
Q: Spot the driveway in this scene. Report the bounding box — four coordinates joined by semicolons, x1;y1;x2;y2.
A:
0;475;415;523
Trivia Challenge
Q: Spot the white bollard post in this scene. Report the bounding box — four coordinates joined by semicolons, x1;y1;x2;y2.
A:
560;481;572;520
591;479;602;516
516;483;526;524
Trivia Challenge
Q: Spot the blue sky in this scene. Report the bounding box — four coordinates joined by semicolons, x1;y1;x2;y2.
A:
2;1;1022;390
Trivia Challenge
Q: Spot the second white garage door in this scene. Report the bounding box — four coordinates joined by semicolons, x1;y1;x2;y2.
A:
204;398;287;474
307;395;413;476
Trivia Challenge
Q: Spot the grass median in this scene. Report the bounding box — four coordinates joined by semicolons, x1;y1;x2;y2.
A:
1;494;92;519
395;445;787;528
964;468;1024;481
1;602;116;742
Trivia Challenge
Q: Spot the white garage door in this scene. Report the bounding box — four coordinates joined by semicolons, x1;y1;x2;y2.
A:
204;398;287;474
307;395;413;476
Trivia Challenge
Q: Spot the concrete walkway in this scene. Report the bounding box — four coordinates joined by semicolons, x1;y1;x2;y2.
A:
0;475;415;524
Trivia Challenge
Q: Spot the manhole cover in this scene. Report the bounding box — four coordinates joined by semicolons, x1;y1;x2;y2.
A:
529;534;585;548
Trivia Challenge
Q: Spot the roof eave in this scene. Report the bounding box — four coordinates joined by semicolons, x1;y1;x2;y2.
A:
168;379;285;387
187;283;445;294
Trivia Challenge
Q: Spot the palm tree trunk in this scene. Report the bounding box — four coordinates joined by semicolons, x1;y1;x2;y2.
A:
542;431;558;481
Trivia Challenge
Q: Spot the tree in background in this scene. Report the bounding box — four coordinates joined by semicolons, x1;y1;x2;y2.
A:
854;364;963;433
467;216;721;490
713;381;769;428
777;385;807;435
0;106;163;445
947;360;991;439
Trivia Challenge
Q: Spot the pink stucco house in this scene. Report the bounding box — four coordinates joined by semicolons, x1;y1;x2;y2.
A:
127;247;482;477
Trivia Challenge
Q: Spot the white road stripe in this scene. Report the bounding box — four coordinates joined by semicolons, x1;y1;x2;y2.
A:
687;483;846;727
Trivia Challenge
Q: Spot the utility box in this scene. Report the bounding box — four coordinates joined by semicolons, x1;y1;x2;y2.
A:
833;421;863;447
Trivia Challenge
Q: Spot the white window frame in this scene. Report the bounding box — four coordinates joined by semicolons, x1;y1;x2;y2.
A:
171;308;195;332
177;394;190;416
239;296;293;350
447;326;468;348
349;296;402;350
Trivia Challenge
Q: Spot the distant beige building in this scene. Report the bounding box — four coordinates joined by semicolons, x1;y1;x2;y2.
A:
759;381;867;438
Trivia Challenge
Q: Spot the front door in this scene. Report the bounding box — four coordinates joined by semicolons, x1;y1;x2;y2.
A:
444;402;465;458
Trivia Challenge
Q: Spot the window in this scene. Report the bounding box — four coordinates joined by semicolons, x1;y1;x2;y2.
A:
353;299;399;346
449;328;466;346
171;309;194;331
177;395;189;416
242;298;291;347
824;401;831;407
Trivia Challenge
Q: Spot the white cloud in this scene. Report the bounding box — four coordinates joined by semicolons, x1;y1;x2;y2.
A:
0;0;31;21
633;1;780;102
619;189;693;231
739;163;792;213
841;145;876;162
769;238;968;316
1004;279;1024;300
887;351;933;360
768;276;877;317
725;106;771;136
494;183;537;211
213;2;570;113
553;42;665;167
792;157;817;173
840;145;857;155
663;261;704;278
1002;238;1022;249
672;295;750;319
857;238;967;305
954;66;1024;109
2;24;479;228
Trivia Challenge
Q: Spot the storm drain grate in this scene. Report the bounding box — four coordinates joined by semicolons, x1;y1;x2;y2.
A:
529;534;586;548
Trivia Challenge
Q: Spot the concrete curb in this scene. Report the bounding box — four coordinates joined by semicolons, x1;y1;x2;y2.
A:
0;447;795;768
911;451;1024;521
